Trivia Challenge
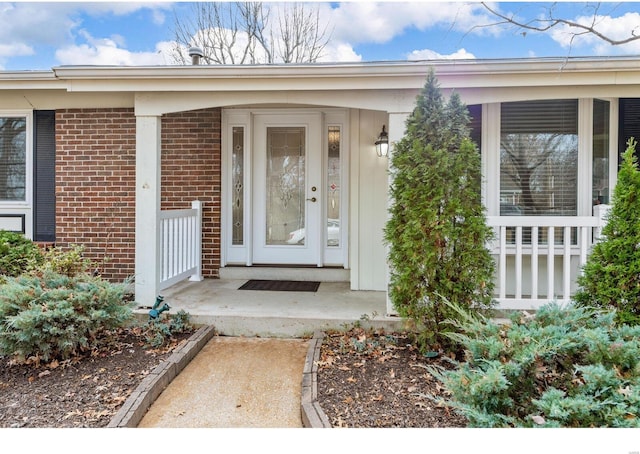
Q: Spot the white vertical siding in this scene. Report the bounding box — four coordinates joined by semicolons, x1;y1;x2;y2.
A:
350;109;389;291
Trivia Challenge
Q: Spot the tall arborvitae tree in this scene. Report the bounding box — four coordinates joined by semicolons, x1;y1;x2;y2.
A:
574;138;640;325
384;69;496;351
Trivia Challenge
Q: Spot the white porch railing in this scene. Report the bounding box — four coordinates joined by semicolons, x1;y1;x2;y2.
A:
487;205;610;310
159;200;203;291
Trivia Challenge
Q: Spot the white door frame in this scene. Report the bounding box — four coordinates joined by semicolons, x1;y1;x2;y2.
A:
221;108;349;268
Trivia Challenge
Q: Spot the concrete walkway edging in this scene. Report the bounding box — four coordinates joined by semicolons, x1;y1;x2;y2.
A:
108;325;332;428
107;325;217;428
300;331;332;428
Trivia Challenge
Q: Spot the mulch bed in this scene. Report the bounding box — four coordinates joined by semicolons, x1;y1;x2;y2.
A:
0;328;191;428
315;328;468;428
0;325;467;429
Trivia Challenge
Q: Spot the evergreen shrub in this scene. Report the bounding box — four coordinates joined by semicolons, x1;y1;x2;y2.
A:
0;271;133;362
0;230;43;278
429;301;640;427
573;138;640;325
40;244;94;277
384;69;496;351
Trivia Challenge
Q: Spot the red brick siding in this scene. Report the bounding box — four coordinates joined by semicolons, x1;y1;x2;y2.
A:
161;109;221;277
55;108;221;282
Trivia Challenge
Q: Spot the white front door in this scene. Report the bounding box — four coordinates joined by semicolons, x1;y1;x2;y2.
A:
252;113;322;265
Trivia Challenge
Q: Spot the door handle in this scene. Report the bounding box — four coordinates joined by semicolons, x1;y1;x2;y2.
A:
306;197;317;202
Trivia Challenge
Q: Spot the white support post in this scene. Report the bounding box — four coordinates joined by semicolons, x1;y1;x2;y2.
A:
135;115;162;306
189;200;204;282
593;204;611;241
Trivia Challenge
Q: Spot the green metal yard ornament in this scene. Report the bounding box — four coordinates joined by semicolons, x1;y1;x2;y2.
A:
149;295;171;320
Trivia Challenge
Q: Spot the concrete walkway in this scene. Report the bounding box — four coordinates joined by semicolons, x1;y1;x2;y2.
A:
137;336;310;428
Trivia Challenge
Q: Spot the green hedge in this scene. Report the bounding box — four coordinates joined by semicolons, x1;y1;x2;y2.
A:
0;271;133;362
429;302;640;428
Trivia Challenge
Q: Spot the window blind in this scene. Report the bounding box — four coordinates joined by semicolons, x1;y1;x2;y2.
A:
500;99;578;216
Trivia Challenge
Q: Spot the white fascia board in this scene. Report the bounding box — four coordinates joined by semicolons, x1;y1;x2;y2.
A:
2;56;639;94
0;70;65;90
52;57;640;93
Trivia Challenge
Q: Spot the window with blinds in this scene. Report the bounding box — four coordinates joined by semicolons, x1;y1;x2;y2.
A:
500;99;578;216
0;116;27;201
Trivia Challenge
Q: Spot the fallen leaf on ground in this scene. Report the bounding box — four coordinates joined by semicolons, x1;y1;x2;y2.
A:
531;415;545;425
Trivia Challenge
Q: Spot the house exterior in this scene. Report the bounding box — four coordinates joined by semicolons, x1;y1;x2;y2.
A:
0;56;637;313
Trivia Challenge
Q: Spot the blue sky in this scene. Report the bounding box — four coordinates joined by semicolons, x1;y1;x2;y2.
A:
2;1;640;70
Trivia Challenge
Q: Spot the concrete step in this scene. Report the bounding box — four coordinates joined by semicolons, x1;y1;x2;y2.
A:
219;266;350;282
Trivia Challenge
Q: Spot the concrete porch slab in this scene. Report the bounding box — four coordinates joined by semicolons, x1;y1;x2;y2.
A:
134;278;408;338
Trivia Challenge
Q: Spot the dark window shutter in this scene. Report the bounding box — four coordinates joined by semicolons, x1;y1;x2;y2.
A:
33;110;56;242
619;99;640;163
468;104;482;151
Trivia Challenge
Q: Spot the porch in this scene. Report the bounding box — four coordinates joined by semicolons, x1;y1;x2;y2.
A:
153;201;611;321
136;269;407;338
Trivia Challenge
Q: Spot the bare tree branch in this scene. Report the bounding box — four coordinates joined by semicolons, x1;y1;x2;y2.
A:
480;2;640;46
170;2;332;65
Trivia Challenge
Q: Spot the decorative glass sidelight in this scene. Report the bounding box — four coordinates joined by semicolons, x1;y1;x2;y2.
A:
327;126;341;247
231;127;244;245
265;127;306;245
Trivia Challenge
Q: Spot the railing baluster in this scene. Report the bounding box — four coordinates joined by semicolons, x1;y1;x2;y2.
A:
515;226;522;299
547;226;554;300
531;226;538;300
158;201;203;290
499;225;506;300
486;216;601;310
563;227;571;301
580;226;588;267
160;219;166;280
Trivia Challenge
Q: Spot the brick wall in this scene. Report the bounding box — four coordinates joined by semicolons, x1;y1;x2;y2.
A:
55;107;221;282
161;109;221;277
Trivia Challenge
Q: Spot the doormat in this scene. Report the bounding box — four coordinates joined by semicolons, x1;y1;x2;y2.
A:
238;279;321;292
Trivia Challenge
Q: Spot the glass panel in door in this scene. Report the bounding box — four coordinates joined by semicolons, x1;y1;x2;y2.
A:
265;127;306;246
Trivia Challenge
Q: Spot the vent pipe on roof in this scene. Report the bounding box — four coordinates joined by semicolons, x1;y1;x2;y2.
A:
188;47;204;65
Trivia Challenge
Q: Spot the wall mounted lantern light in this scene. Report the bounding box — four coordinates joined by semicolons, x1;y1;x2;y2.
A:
375;125;389;157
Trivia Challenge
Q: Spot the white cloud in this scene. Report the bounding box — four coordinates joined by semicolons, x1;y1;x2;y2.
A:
169;2;491;65
0;42;34;58
55;31;171;66
0;2;172;63
326;1;500;45
151;9;166;26
407;48;476;60
0;3;79;50
550;12;640;55
317;42;362;63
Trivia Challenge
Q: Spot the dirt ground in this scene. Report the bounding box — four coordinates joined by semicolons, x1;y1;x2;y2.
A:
316;328;467;428
0;326;466;428
0;328;190;428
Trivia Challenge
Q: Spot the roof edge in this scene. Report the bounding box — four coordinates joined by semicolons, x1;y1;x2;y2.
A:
46;56;640;80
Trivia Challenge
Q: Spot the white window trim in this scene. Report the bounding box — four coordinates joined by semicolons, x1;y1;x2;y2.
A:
0;110;33;238
323;110;349;267
221;110;252;266
487;99;614;219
